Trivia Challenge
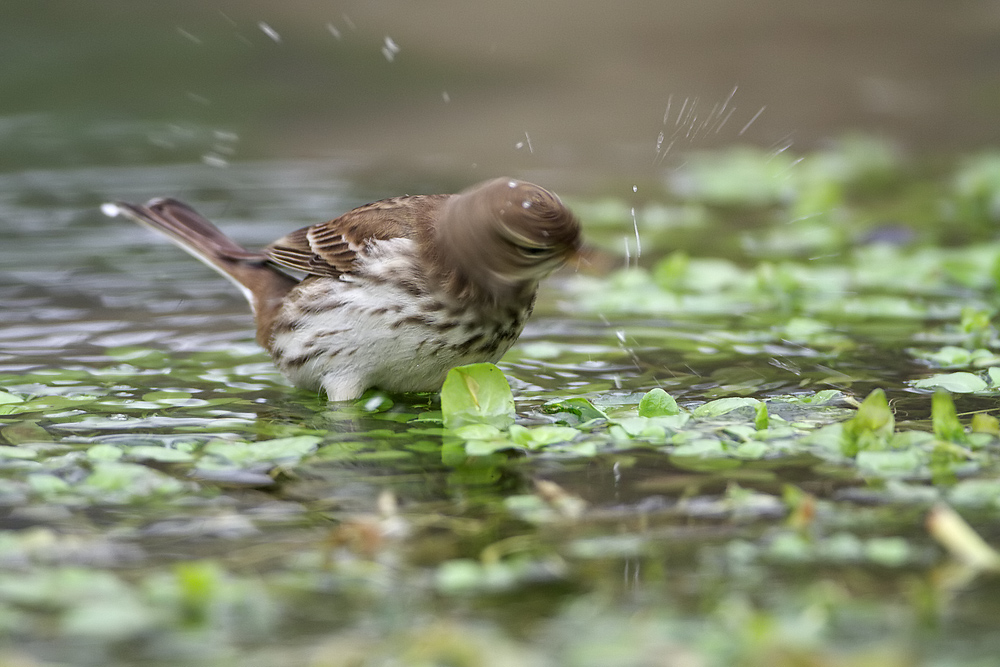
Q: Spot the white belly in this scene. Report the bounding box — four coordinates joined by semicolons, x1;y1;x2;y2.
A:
268;245;529;400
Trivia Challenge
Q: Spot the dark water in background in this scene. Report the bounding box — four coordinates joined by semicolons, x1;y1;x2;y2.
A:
4;1;1000;180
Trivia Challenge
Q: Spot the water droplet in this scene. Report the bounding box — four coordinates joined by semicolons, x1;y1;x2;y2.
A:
258;21;281;43
381;36;400;61
739;106;766;136
100;203;120;218
202;153;228;168
177;27;202;45
631;207;641;258
186;92;211;106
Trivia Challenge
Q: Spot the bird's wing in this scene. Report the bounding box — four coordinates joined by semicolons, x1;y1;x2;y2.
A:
265;194;450;277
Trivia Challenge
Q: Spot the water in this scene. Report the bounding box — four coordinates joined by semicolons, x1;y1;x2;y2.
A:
3;2;1000;665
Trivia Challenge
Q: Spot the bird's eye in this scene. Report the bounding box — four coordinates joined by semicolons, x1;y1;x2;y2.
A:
519;245;551;257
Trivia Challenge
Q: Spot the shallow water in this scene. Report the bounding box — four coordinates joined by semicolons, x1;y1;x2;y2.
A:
4;2;1000;665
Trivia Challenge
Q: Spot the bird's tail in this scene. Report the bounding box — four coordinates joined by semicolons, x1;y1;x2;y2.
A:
103;198;298;345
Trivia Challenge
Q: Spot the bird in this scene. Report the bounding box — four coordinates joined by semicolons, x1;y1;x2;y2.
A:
103;178;582;401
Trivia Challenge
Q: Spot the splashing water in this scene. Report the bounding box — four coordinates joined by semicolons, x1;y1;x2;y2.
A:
382;36;400;62
631;207;641;259
258;22;281;43
177;27;202;45
653;85;768;165
515;132;533;153
739;106;766;136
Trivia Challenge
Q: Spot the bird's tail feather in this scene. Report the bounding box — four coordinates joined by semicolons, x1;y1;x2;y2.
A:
103;198;298;341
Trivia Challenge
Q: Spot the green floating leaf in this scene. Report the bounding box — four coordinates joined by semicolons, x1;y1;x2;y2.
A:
692;397;761;418
62;595;156;639
0;446;39;460
141;391;204;407
932;391;968;443
638;388;680;417
653;250;690;291
971;412;1000;435
841;388;895;456
203;436;321;466
754;402;770;430
949;478;1000;507
912;346;1000;369
914;372;987;393
609;418;662;440
856;450;923;476
20;395;99;414
452;424;505;441
911;345;974;368
863;537;912;567
543;397;608;422
174;560;224;623
734;440;769;459
782;389;845;405
84;462;186;498
28;473;71;497
0;390;25;406
1;421;53;445
440;363;515;430
672;438;726;457
87;444;124;461
126;445;196;463
464;439;516;456
509;424;579;449
612;414;692;440
960;307;995;349
669;146;795;207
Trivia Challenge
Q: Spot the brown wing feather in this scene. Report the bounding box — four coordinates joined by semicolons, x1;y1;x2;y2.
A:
264;194;451;277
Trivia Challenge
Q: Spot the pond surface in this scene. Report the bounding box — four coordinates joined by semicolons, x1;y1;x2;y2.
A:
3;2;1000;665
